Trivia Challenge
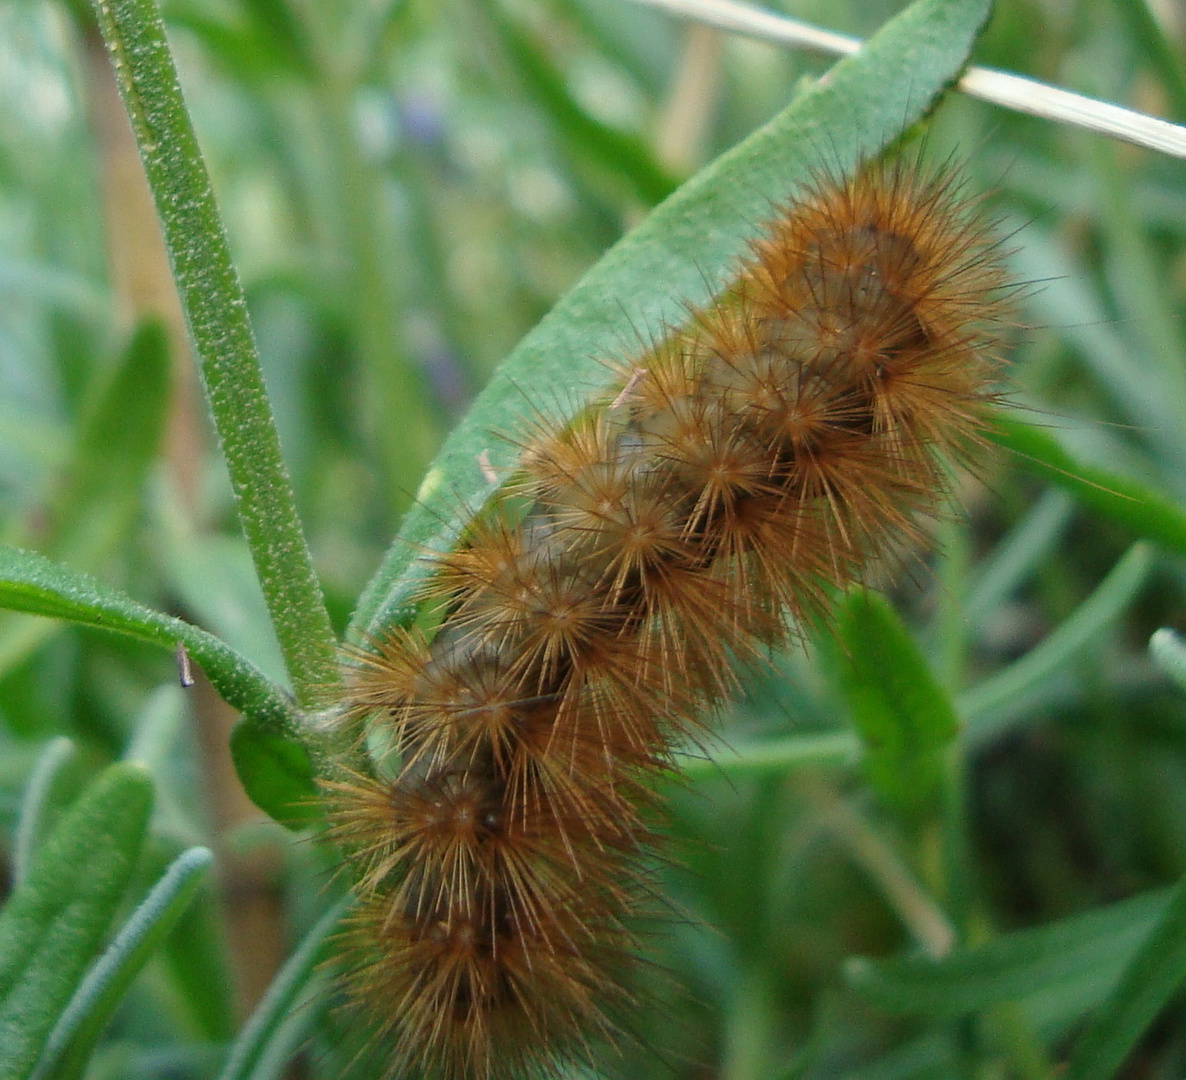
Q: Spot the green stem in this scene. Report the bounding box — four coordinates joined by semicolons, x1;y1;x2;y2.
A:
89;0;339;705
677;731;859;779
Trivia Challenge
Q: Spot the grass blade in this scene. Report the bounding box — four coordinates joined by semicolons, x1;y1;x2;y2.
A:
991;417;1186;555
32;847;213;1080
1063;874;1186;1080
12;737;77;888
216;899;348;1080
0;765;153;1080
959;543;1152;742
846;888;1169;1018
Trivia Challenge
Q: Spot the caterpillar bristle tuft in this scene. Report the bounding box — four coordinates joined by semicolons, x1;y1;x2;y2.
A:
324;154;1012;1080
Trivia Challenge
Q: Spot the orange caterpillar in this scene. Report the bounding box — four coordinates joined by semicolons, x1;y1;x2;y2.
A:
326;156;1010;1080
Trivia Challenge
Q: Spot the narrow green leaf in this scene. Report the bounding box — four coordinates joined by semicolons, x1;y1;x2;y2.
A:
962;489;1074;625
959;543;1152;742
159;531;290;691
158;855;235;1043
1006;238;1181;459
12;737;77;888
0;764;153;1080
478;0;678;204
1063;875;1186;1080
990;416;1186;558
0;544;316;825
0;545;297;736
1150;627;1186;694
677;731;861;780
845;888;1170;1018
48;319;170;570
1112;0;1186;121
351;0;994;640
89;0;339;704
0;319;170;681
834;590;959;816
216;899;348;1080
32;847;213;1080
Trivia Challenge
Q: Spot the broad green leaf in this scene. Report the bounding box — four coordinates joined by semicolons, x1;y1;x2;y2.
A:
1064;874;1186;1080
0;764;153;1080
845;888;1170;1019
230;723;322;828
0;544;315;825
351;0;994;640
834;590;959;816
990;416;1186;558
31;847;212;1080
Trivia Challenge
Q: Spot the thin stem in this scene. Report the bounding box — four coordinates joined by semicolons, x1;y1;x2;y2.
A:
628;0;1186;158
89;0;340;705
803;776;956;958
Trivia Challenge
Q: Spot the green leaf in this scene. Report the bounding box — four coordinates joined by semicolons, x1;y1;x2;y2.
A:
89;0;339;704
12;737;78;888
959;543;1152;743
477;0;677;204
990;416;1186;558
0;764;153;1080
47;319;170;570
1063;874;1186;1080
961;489;1074;625
1112;0;1186;121
0;320;170;681
677;731;861;780
845;887;1170;1019
230;723;321;828
0;544;316;826
1150;627;1186;694
31;847;213;1080
157;872;235;1043
351;0;994;640
216;899;347;1080
834;590;959;816
158;531;290;691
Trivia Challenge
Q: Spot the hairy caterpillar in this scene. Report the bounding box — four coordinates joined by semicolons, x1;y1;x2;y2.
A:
325;155;1010;1080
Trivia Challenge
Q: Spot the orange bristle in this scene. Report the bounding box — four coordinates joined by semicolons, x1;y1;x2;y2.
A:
324;156;1011;1080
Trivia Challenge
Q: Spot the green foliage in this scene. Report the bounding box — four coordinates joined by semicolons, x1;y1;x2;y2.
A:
0;765;152;1079
2;0;1186;1074
834;589;959;818
32;846;213;1080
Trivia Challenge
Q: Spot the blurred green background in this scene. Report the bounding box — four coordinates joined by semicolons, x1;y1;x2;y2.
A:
4;0;1186;1076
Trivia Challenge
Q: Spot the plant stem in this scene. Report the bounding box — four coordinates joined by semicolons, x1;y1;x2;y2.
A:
89;0;340;705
